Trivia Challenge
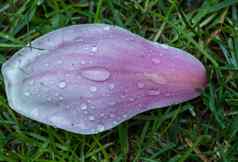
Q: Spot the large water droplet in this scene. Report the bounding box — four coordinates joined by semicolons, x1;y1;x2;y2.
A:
58;81;66;88
81;67;111;81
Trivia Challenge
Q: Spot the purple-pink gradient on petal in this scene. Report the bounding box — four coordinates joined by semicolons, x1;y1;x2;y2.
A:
2;24;207;134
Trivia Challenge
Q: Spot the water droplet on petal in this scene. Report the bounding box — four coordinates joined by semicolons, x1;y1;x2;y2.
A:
29;80;34;85
151;58;161;64
84;111;88;114
110;113;115;118
104;26;111;31
80;103;87;110
109;83;115;90
81;68;111;81
91;46;97;52
57;60;63;64
80;60;86;64
160;44;169;49
148;90;161;96
24;91;30;97
144;73;167;84
89;116;95;121
108;101;116;106
90;105;96;109
97;124;105;132
59;95;64;100
129;98;135;102
58;81;66;88
137;82;144;88
123;114;127;118
89;86;97;92
31;109;39;117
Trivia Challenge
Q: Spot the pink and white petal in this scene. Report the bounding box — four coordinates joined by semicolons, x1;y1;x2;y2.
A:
2;24;207;134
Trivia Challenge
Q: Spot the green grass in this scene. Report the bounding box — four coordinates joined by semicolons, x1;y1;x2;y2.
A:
0;0;238;161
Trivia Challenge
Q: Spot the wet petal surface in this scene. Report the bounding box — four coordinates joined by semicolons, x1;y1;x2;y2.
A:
2;24;207;134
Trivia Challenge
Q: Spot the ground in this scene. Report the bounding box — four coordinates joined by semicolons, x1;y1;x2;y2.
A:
0;0;238;162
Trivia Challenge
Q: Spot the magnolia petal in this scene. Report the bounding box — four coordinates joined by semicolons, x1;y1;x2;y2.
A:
2;24;207;134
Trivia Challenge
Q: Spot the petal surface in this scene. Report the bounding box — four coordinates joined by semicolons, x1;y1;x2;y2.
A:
2;24;207;134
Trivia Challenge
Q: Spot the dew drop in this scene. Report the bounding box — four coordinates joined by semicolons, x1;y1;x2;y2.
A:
59;95;64;100
31;109;39;117
47;97;52;102
29;80;34;85
57;60;63;64
108;102;116;106
160;44;169;49
144;73;167;84
104;26;111;31
129;98;135;102
89;86;97;92
137;82;144;88
113;121;118;125
151;58;161;64
58;81;66;88
80;103;87;110
80;60;86;65
81;67;111;81
148;90;161;96
97;124;105;132
24;91;30;97
122;114;127;118
109;83;115;90
90;105;96;109
110;113;115;118
89;116;95;121
84;111;88;114
91;46;97;52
